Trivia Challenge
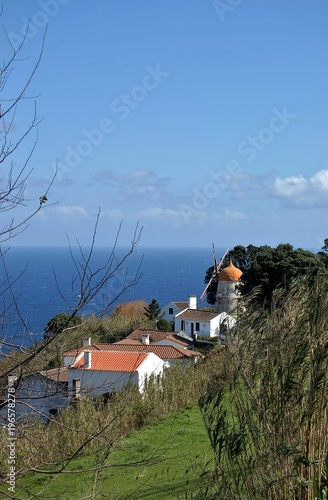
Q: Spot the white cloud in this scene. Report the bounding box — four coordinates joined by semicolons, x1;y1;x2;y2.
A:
138;207;182;217
56;205;88;219
119;169;153;183
223;209;248;220
102;208;124;220
213;209;248;220
91;168;154;185
272;169;328;208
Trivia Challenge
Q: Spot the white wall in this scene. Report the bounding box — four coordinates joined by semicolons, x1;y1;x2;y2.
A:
68;369;138;398
136;352;164;392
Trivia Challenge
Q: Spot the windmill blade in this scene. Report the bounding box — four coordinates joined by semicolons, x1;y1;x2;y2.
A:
212;242;218;269
200;246;229;302
216;248;229;274
200;276;214;302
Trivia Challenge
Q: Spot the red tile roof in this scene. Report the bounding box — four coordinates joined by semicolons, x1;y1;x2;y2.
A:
125;329;192;346
84;344;203;360
72;351;148;372
64;344;112;357
64;334;195;363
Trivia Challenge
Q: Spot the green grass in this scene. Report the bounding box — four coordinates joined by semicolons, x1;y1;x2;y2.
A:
10;405;213;499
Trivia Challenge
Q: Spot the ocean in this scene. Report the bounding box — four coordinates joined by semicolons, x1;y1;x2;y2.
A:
0;246;225;346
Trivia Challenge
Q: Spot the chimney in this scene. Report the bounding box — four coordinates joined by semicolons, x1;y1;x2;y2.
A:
141;334;150;345
189;295;197;309
83;337;91;347
84;351;91;369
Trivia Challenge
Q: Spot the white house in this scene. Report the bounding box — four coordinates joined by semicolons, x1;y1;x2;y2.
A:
175;308;236;339
160;300;189;322
1;368;68;423
68;350;165;398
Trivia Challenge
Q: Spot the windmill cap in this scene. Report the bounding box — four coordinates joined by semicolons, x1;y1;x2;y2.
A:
218;258;242;282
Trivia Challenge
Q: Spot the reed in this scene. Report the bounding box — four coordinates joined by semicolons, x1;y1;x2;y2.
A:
199;275;328;499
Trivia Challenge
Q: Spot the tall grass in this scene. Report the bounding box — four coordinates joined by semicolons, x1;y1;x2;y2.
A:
199;275;328;499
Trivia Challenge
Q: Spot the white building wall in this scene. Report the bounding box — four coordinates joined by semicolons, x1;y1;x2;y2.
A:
68;369;138;398
176;316;228;338
137;353;164;392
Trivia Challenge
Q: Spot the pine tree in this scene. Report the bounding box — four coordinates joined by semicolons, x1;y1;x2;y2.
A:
144;298;162;321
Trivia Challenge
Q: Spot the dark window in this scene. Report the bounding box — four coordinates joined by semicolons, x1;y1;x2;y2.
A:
181;320;185;330
169;307;173;315
73;379;81;398
196;322;200;332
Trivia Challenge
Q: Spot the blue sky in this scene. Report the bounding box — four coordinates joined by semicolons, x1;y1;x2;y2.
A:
1;0;328;249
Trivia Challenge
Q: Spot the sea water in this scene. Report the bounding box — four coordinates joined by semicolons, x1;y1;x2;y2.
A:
0;246;226;345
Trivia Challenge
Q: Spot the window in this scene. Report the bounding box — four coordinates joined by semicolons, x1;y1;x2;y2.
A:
181;320;185;330
72;379;81;398
196;322;200;332
169;307;173;315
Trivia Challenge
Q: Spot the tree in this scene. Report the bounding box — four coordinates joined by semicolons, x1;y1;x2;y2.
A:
317;238;328;267
144;298;163;321
44;312;83;339
0;18;54;242
156;317;172;331
204;243;327;307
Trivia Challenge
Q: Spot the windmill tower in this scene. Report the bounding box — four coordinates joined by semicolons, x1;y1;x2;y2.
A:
215;257;242;314
201;245;242;315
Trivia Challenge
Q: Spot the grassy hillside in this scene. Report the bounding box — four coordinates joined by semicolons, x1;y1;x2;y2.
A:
12;405;213;499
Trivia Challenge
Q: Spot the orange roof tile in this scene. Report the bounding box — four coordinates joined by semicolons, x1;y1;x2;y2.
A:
72;351;148;372
125;329;193;345
83;344;203;360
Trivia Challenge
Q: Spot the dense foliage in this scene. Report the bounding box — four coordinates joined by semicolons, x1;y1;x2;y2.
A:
44;312;83;338
204;243;328;306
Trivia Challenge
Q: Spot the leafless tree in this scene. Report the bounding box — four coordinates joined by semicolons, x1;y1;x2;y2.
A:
0;14;53;242
0;11;152;498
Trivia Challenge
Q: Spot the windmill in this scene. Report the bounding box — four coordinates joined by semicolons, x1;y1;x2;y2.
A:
200;245;229;302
